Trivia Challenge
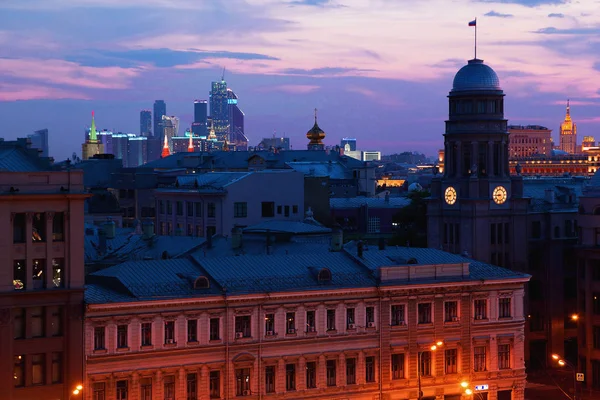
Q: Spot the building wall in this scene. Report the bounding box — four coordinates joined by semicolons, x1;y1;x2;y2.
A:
0;171;88;400
84;279;527;400
508;126;552;158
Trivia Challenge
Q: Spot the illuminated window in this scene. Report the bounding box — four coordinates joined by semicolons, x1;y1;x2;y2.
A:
32;259;46;289
13;260;25;290
14;355;24;387
286;312;296;333
235;368;250;396
391;354;405;379
32;213;46;242
52;258;64;288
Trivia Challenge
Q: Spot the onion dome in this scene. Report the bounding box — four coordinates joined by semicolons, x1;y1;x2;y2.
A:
306;108;325;147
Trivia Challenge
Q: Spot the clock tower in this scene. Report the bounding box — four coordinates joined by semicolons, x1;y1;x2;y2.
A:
428;58;528;269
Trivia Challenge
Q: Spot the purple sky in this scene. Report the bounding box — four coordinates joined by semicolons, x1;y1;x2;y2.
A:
0;0;599;161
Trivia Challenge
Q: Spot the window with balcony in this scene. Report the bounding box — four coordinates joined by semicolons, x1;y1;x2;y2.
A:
140;377;152;400
14;355;24;387
186;373;197;400
346;308;355;328
210;318;220;340
474;346;487;372
418;303;432;324
52;212;64;241
285;364;296;391
210;371;220;398
391;305;405;326
164;375;175;400
261;202;275;217
366;356;375;382
444;301;458;322
366;306;375;326
207;202;216;218
141;322;152;346
94;326;106;350
391;354;405;379
117;325;128;348
445;349;457;374
164;321;175;344
306;310;316;332
235;315;251;338
265;366;275;393
32;259;45;289
498;344;511;369
52;258;64;288
419;351;432;376
235;368;250;396
50;306;62;337
306;362;317;388
187;319;197;342
499;298;512;318
93;382;105;400
234;202;247;218
286;312;296;334
327;309;336;331
474;299;487;319
346;358;356;384
326;360;336;386
31;306;45;337
13;260;25;290
32;353;45;385
116;380;128;400
13;213;26;243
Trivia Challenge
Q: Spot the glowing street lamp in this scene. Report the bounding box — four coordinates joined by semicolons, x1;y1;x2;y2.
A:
69;384;83;399
418;341;443;400
571;314;579;321
551;354;577;400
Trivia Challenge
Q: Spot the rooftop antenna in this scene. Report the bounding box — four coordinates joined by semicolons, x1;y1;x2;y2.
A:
221;67;226;81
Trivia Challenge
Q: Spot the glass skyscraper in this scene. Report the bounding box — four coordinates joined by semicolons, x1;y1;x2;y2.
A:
209;79;229;140
193;100;208;137
140;110;152;136
153;100;166;140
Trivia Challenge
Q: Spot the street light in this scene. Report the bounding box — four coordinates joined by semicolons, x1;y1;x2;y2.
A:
552;354;577;400
417;341;443;400
461;381;485;400
69;384;83;400
571;314;579;321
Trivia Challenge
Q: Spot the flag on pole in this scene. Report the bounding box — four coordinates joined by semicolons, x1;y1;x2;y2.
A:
468;19;476;27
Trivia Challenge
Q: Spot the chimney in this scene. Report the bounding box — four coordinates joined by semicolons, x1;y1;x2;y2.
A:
231;225;243;249
378;237;386;250
357;241;364;258
104;219;116;239
142;219;154;240
330;225;343;251
98;228;107;255
545;189;555;203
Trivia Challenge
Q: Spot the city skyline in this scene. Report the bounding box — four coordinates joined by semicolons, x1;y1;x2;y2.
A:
0;0;599;161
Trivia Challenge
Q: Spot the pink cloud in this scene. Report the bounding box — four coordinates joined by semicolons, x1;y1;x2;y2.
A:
0;83;91;101
256;84;320;94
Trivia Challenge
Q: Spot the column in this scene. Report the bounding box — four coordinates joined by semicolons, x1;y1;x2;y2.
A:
297;357;306;391
337;353;346;387
130;372;139;400
488;141;494;177
200;366;209;399
155;370;163;400
358;351;366;385
317;355;326;389
178;368;186;400
276;358;285;394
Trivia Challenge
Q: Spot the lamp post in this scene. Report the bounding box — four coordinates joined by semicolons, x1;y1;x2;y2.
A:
69;384;83;400
461;381;485;400
417;341;443;400
552;354;577;400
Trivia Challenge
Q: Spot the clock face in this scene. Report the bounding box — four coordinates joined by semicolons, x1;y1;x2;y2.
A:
444;186;457;205
492;186;508;205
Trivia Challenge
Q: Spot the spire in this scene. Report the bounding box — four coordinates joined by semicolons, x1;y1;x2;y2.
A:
187;133;194;153
161;135;170;158
221;67;226;82
314;107;318;124
565;99;572;121
89;111;97;142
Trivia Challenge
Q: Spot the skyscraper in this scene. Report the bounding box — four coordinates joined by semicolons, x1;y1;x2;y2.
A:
161;115;179;152
193;100;208;137
140;110;152;136
153;100;166;139
82;111;105;160
210;78;229;140
559;100;577;154
28;128;49;157
227;89;248;150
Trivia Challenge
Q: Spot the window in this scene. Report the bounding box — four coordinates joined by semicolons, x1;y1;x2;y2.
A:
94;326;106;350
318;268;331;281
187;202;194;217
207;202;216;218
306;310;316;332
366;356;375;382
286;312;296;334
50;306;62;336
306;362;317;388
186;373;197;400
391;354;405;379
32;353;45;385
159;200;164;214
116;380;128;400
14;355;24;387
368;216;381;233
93;382;106;400
52;258;64;288
366;306;375;326
499;298;512;318
419;351;431;376
474;346;486;372
326;360;336;386
346;358;356;384
445;349;457;374
52;212;65;241
141;322;152;346
293;205;298;214
174;201;182;215
31;306;45;337
498;344;511;369
444;301;458;322
164;321;175;344
284;205;290;217
195;202;202;217
264;313;275;334
14;308;25;339
140;377;152;400
114;325;128;348
164;375;175;400
32;212;46;242
418;303;432;324
327;309;336;331
187;224;193;236
234;202;247;218
474;299;487;319
235;316;251;338
210;371;220;398
32;259;46;289
391;305;405;326
196;225;202;237
13;260;25;290
346;308;356;328
235;368;250;396
261;201;275;217
210;318;220;340
166;200;172;214
187;319;197;342
265;366;275;393
285;364;296;391
13;213;26;243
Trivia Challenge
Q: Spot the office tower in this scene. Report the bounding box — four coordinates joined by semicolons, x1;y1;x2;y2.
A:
161;116;179;152
559;100;577;154
82;111;105;160
193;100;208;137
28;129;49;157
127;136;148;167
210;77;229;140
227;89;248;150
153;100;166;139
140;110;152;136
341;138;357;152
110;134;130;163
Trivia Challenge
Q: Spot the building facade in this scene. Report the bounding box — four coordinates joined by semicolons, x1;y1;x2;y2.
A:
559;100;577;154
341;138;357;152
153;101;166;141
193;100;208;137
162;116;179;153
82;112;105;160
28;129;49;158
508;125;552;158
140;110;152;137
210;79;229;139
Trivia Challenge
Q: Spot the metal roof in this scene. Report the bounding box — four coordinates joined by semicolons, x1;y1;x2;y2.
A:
243;220;332;235
330;197;411;209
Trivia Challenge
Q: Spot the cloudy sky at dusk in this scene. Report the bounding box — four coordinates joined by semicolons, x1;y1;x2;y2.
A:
0;0;599;160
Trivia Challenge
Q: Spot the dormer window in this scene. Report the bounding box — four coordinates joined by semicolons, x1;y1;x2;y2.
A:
318;268;332;282
406;258;418;264
194;276;210;289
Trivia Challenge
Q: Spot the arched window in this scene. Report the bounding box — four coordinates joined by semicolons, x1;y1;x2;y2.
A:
194;276;210;289
318;268;332;282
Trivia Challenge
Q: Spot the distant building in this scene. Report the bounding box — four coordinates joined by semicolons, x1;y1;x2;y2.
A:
345;150;381;162
28;128;49;157
258;136;290;151
172;133;206;154
127;136;148;167
582;135;596;149
508;125;552;158
153;100;166;140
306;111;326;150
162;115;179;153
82;111;104;160
210;78;229;139
227;89;248;150
193;100;208;137
341;137;357;151
140;109;152;136
559;100;577;154
331;195;410;235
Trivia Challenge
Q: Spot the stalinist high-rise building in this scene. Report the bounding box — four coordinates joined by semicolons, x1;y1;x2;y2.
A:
81;111;104;160
559;100;577;154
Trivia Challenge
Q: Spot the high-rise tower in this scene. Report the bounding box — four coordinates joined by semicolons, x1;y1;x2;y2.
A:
428;58;528;268
227;89;248;150
153;100;166;139
82;111;105;160
140;110;152;136
559;100;577;154
192;100;208;137
161;115;179;153
210;76;229;140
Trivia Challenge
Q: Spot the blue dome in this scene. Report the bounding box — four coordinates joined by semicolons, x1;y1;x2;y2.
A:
452;59;501;92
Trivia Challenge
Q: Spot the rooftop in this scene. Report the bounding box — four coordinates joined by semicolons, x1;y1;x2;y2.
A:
330;196;411;209
452;59;501;93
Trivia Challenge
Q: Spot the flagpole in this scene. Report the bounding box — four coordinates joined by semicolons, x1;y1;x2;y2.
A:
474;18;477;59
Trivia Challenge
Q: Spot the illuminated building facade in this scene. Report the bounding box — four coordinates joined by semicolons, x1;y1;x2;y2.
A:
82;112;104;160
210;78;229;140
153;100;166;140
0;144;87;400
559;100;577;154
341;137;357;152
161;116;179;153
140;110;152;136
508;125;552;158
